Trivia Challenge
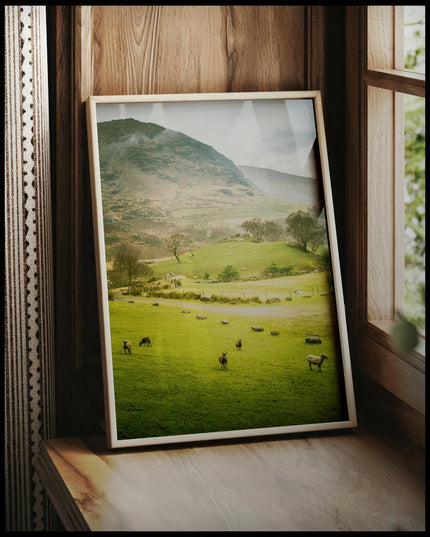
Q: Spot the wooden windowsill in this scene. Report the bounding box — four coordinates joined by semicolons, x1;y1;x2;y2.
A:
34;430;425;532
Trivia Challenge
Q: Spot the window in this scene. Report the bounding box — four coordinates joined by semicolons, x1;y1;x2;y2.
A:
366;5;425;356
344;6;425;416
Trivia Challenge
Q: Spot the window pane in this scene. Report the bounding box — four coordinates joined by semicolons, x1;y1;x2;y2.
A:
404;94;425;332
404;5;425;74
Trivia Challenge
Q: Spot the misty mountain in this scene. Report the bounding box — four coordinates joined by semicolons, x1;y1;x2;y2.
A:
238;165;320;206
96;118;314;258
98;118;252;189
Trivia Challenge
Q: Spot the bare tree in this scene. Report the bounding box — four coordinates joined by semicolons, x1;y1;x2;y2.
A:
164;233;190;263
241;217;264;242
262;219;283;242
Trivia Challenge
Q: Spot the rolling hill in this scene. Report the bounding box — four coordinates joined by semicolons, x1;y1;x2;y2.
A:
151;239;328;281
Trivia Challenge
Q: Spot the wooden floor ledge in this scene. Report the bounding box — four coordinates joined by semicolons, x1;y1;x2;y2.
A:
34;430;425;532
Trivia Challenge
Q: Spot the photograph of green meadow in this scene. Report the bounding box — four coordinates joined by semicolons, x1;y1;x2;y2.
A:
94;96;350;443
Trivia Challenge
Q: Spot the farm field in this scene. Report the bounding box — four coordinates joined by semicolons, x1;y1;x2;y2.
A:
150;240;328;281
108;281;348;441
158;270;333;303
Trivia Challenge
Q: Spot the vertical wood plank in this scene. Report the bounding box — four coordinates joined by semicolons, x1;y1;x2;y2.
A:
367;6;395;70
47;5;75;434
367;86;395;321
394;92;405;314
345;6;368;333
90;5;161;95
70;7;102;373
307;6;326;98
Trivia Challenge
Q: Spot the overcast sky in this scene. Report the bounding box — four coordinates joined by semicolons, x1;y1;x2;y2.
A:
96;97;318;178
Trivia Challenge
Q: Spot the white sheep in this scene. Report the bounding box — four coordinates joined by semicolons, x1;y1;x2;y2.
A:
306;354;328;371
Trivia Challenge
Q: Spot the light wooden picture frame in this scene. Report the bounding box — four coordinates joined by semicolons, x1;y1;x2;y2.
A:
86;91;357;449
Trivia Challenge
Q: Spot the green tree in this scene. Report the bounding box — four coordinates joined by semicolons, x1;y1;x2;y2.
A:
164;233;191;263
218;265;239;282
110;242;152;291
404;9;425;72
285;209;326;254
264;262;293;277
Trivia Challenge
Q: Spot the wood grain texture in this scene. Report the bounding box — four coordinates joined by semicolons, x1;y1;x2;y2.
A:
307;6;326;99
367;6;394;70
364;69;425;97
367;85;395;322
36;433;425;532
353;368;425;453
353;327;425;414
88;5;306;95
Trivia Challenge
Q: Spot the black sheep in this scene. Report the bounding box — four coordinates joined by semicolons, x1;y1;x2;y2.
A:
139;337;152;347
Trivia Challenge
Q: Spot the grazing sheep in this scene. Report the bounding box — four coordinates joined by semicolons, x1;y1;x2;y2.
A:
271;331;280;336
123;340;132;354
219;352;228;369
196;314;207;319
235;339;242;350
252;326;264;332
221;319;229;324
306;336;322;344
306;354;328;371
139;337;152;347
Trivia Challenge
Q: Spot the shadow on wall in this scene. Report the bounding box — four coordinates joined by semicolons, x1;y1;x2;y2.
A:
69;359;105;435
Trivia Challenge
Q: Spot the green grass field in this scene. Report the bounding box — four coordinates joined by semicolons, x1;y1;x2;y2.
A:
108;288;348;441
152;240;328;281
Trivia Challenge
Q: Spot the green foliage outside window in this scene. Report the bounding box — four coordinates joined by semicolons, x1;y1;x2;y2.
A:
404;94;425;331
402;8;425;333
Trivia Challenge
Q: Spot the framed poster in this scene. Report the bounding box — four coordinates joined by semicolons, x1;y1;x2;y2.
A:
86;91;357;449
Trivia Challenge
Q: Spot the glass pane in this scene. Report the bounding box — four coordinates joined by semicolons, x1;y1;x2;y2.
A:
404;5;425;74
404;94;425;332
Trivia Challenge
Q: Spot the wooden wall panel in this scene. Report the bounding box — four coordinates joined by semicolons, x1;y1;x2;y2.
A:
87;5;306;96
50;5;328;437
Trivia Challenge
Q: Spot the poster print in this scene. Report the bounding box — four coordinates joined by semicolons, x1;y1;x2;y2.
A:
87;91;357;449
